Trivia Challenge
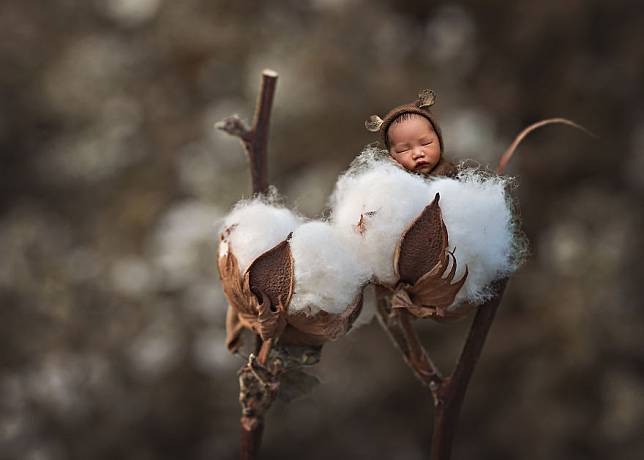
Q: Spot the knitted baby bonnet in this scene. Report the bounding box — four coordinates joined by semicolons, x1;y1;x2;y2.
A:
365;89;444;151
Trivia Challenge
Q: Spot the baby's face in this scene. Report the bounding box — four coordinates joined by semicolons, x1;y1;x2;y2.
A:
387;115;441;174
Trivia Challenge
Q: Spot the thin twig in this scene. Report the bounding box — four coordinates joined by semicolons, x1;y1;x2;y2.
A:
217;69;279;460
375;287;443;394
257;338;273;365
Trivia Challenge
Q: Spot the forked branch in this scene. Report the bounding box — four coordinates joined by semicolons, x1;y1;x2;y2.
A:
216;69;278;195
217;69;279;460
376;279;508;460
376;287;443;393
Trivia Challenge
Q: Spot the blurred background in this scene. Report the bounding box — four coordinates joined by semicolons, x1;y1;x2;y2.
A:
1;0;643;459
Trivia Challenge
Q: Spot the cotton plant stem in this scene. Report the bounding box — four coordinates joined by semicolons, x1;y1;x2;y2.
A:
377;279;507;460
217;69;279;460
430;278;508;460
240;423;263;460
375;288;443;394
398;310;444;391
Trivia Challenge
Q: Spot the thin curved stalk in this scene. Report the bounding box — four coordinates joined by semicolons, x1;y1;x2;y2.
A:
496;118;595;174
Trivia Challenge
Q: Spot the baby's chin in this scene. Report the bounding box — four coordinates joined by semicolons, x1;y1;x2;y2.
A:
414;164;435;174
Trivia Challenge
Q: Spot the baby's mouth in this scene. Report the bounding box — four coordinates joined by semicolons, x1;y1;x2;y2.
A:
415;161;430;170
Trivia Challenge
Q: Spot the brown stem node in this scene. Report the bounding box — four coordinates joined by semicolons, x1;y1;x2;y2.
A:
215;115;252;141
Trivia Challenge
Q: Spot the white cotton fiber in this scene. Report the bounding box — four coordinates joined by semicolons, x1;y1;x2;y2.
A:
219;197;303;273
289;221;371;315
350;284;378;329
329;147;526;309
329;149;432;285
426;170;526;307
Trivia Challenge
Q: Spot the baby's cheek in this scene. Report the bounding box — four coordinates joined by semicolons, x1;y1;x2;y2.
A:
430;148;441;163
404;153;417;168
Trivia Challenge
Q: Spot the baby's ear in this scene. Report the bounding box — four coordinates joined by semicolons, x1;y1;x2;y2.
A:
365;115;384;132
417;89;437;108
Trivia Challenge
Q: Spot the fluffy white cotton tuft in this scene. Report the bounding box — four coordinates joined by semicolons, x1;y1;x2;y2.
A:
329;148;431;285
329;147;526;308
426;170;527;307
289;221;371;315
350;284;378;329
219;196;303;273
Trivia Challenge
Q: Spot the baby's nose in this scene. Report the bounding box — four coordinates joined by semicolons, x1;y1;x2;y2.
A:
412;148;425;159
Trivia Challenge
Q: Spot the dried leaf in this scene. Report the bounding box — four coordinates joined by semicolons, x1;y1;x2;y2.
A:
268;343;322;370
277;369;320;402
238;354;279;431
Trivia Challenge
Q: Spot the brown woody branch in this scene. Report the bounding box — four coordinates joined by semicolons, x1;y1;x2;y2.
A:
216;69;278;195
430;278;508;460
377;279;508;460
217;69;279;460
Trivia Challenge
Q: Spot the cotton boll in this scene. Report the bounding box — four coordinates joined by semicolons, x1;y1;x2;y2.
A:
289;221;371;315
330;152;430;285
220;197;303;273
426;170;524;307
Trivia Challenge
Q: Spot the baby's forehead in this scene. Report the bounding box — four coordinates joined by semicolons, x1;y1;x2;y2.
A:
391;112;431;125
387;113;435;137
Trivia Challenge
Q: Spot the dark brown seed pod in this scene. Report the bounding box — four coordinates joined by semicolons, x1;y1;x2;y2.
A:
395;193;448;285
218;238;294;347
247;236;294;312
219;235;366;349
392;193;469;319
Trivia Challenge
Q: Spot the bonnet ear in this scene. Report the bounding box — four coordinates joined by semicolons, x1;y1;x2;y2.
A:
417;89;437;109
365;115;384;132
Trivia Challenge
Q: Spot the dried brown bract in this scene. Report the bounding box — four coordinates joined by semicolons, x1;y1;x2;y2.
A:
355;210;377;236
218;237;293;351
281;291;363;346
219;235;366;350
391;193;470;320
